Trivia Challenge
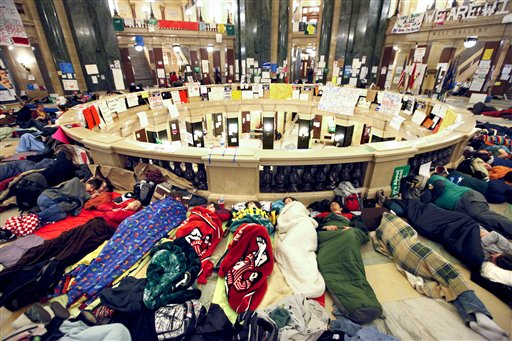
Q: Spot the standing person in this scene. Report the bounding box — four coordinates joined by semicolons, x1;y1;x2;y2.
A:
214;67;222;84
170;71;178;86
307;67;314;84
426;174;512;238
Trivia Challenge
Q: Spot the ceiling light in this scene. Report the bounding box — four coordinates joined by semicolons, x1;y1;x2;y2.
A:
135;45;143;52
207;45;213;53
393;45;400;51
464;36;478;49
8;46;14;50
173;44;181;52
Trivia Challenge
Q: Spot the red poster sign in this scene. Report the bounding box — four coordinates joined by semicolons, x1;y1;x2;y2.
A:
158;20;199;31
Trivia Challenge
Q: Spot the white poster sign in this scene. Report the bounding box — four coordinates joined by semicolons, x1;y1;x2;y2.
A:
392;12;425;34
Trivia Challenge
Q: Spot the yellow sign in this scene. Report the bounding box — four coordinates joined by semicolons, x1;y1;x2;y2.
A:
231;90;242;99
482;49;493;61
141;91;149;98
269;84;293;100
438;108;456;132
217;24;226;33
494;81;501;86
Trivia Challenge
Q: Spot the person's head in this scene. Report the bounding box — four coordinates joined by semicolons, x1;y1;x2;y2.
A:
434;166;449;176
329;201;342;213
475;150;492;162
85;178;103;194
495;254;512;271
206;201;219;213
126;200;142;211
246;201;261;209
172;72;176;75
283;197;297;205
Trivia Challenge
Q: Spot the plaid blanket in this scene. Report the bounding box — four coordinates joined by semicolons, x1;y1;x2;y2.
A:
372;213;470;301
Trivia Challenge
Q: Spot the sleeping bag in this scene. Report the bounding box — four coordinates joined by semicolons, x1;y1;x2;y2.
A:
317;226;382;324
65;197;187;307
275;201;325;298
175;206;223;284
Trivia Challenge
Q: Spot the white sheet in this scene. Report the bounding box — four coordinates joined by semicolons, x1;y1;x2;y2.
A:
275;201;325;298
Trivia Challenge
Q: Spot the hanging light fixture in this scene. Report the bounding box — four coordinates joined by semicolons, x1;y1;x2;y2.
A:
207;44;214;53
464;36;478;48
393;45;400;51
173;44;181;52
134;35;144;52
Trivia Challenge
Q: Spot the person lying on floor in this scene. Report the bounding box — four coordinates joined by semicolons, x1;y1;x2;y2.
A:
228;200;276;234
435;166;512;204
274;196;326;299
480;228;512;287
373;213;508;341
426;173;512;238
315;201;383;324
489;165;512;184
173;202;223;284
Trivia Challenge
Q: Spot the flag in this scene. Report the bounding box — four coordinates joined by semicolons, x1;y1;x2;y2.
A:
408;63;417;90
440;58;458;97
397;66;406;89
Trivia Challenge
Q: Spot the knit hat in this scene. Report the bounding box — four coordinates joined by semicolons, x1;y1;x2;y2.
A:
144;238;201;309
434;166;448;175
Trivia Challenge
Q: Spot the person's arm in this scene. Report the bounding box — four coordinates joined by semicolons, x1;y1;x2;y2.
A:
483;231;512;256
430;179;446;201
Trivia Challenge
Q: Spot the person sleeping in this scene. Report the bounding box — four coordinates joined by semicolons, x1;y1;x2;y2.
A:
315;201;354;231
228;200;276;234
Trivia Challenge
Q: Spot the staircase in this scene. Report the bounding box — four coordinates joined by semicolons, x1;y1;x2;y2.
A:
128;47;156;87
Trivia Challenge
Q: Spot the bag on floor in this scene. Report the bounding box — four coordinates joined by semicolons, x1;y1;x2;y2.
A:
343;193;363;211
334;181;359;198
233;310;278;341
15;173;48;212
3;213;40;237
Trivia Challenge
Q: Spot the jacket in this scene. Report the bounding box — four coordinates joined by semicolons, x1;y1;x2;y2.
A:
41;177;90;216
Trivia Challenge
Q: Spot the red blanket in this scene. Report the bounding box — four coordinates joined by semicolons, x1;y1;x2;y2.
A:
175;206;223;284
35;192;121;240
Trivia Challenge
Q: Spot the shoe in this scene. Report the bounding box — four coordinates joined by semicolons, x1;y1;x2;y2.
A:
25;304;52;325
0;229;16;244
50;301;70;319
376;189;386;207
77;310;97;326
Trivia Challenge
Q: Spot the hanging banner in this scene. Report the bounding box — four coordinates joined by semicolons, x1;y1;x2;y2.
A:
158;20;199;31
0;0;29;46
391;12;425;34
390;165;411;197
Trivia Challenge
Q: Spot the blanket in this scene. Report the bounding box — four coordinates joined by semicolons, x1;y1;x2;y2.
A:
175;206;223;284
373;213;471;301
274;201;325;298
229;207;275;234
317;226;382;324
65;197;187;307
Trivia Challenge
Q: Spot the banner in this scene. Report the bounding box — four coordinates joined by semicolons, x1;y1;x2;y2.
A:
0;0;29;45
158;20;199;31
391;12;424;34
390;165;411;197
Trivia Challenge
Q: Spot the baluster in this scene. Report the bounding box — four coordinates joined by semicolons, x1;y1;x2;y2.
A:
410;157;420;174
301;166;314;192
288;166;301;192
314;165;327;191
184;163;195;184
274;167;287;193
351;163;362;188
325;164;339;190
260;166;273;193
340;164;352;182
196;164;208;190
156;159;165;168
173;161;184;178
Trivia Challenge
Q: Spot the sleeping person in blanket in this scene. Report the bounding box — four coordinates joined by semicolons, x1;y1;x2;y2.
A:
228;201;276;234
315;201;355;231
174;202;224;284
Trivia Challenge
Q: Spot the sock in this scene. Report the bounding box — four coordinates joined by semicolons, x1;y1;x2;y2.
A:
474;312;508;337
469;321;508;341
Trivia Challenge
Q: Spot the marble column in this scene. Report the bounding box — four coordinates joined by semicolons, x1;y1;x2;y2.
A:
63;0;123;92
34;0;74;93
270;0;279;64
318;0;335;70
277;0;289;67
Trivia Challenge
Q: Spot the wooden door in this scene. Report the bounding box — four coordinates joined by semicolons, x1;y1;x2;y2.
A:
241;111;251;133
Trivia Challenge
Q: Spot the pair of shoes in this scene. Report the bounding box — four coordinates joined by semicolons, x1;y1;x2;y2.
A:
376;189;386;207
0;228;16;244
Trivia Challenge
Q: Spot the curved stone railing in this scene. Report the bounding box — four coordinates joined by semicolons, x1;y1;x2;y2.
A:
57;84;476;204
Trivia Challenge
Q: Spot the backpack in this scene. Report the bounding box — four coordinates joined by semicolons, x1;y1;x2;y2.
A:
15;173;48;212
334;181;359;197
134;180;155;206
154;300;206;341
343;193;362;211
233;310;278;341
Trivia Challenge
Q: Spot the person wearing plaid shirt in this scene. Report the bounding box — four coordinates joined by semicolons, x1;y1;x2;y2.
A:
373;213;508;340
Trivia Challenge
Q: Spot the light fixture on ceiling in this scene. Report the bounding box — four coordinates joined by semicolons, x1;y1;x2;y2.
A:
393;45;400;51
464;36;478;49
207;44;213;53
173;44;181;52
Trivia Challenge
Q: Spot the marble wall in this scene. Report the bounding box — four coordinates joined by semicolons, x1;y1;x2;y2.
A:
234;0;272;68
318;0;334;65
63;0;122;91
334;0;391;84
35;0;73;92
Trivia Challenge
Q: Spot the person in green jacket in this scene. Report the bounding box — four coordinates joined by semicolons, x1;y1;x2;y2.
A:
427;174;512;238
435;166;512;204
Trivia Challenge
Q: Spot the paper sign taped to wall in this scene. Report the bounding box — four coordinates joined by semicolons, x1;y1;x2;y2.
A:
85;64;99;75
137;111;149;128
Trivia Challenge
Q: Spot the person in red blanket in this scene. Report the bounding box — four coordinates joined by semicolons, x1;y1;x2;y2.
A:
218;223;273;313
175;203;223;284
95;199;142;227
